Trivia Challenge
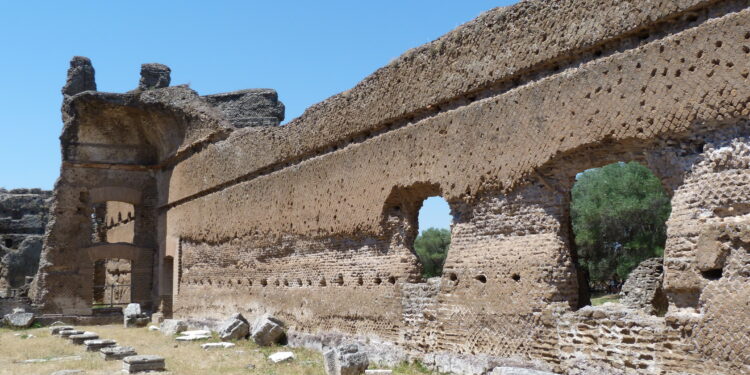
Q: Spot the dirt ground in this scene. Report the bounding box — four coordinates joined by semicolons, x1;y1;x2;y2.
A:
0;325;433;375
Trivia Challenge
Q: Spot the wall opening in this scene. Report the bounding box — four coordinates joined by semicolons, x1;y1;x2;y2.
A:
570;161;671;310
3;238;12;248
90;201;135;244
92;258;132;308
414;196;452;280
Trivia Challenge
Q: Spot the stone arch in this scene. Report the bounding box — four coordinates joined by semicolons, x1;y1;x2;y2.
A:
381;182;455;281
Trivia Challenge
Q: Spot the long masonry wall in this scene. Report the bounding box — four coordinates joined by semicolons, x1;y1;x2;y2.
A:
32;1;750;374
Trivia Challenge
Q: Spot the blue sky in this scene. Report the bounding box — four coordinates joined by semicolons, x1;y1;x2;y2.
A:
0;1;513;231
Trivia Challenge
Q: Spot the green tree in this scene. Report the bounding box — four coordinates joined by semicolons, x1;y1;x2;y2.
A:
571;162;671;284
414;227;451;278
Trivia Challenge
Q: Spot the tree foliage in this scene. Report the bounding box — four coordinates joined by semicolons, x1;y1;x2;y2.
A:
414;227;450;278
571;162;671;283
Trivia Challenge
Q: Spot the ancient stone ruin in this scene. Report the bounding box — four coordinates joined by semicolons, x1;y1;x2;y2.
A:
22;1;750;374
0;188;51;298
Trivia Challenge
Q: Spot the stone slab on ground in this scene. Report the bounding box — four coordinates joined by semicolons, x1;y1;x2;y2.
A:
50;370;83;375
84;339;117;351
268;351;295;363
176;333;211;341
49;325;74;335
59;330;84;337
365;371;393;375
69;332;98;344
123;354;165;373
201;342;236;349
101;346;137;361
489;367;560;375
2;311;35;328
17;356;81;364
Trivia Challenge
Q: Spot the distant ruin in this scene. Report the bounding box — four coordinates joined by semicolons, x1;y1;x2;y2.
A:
26;1;750;374
0;188;50;297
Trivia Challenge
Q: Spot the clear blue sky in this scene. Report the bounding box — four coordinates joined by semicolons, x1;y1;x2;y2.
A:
0;1;513;230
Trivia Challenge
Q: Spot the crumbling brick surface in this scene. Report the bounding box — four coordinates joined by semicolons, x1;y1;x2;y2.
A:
31;1;750;374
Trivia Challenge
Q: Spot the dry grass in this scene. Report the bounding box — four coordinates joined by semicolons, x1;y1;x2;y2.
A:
0;325;433;375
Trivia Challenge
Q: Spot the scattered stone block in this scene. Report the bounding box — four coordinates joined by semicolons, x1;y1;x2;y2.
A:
151;312;164;324
101;346;137;361
148;325;159;331
160;319;188;336
365;371;393;375
268;351;295;363
84;339;117;352
218;313;249;340
175;333;211;341
324;344;368;375
18;355;81;364
59;330;84;337
49;325;75;335
123;303;149;328
251;314;285;346
123;354;165;373
201;342;236;349
69;332;99;344
50;370;83;375
2;311;35;328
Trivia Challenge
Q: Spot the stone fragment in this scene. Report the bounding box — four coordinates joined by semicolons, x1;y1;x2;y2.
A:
160;319;188;336
50;370;83;375
18;355;81;364
181;329;211;336
150;312;164;324
69;332;99;345
175;333;211;341
123;303;149;328
251;314;285;346
62;56;96;96
2;311;34;328
84;338;117;352
138;63;171;90
201;342;236;349
324;344;368;375
365;371;393;375
489;367;560;375
268;351;295;363
123;354;165;373
50;325;75;335
218;313;249;340
101;346;137;361
148;325;159;331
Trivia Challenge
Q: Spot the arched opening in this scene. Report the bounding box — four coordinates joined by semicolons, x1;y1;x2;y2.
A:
570;161;671;313
90;201;135;244
414;196;452;280
92;258;132;308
